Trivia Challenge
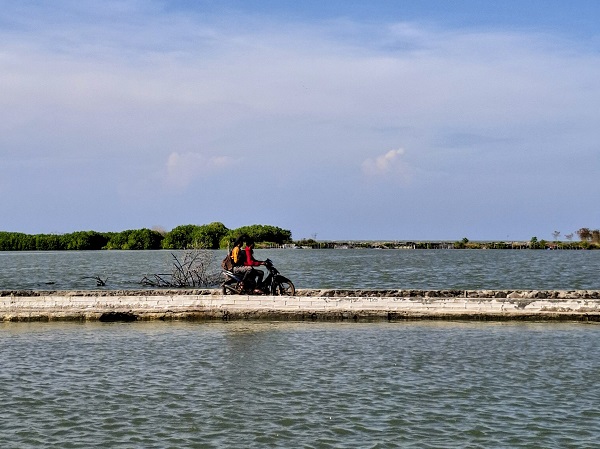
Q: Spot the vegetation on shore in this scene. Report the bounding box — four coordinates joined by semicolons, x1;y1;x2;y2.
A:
1;225;598;251
0;223;292;251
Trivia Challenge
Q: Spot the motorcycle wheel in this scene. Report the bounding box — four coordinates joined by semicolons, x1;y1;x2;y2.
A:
273;277;295;296
222;283;238;295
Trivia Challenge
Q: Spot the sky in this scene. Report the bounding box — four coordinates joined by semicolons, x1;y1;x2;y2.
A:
1;0;599;241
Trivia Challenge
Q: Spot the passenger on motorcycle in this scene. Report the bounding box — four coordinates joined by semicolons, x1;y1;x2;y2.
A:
231;236;253;280
243;239;265;289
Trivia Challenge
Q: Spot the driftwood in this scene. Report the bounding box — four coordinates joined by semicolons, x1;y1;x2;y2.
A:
140;250;220;288
82;275;108;286
139;274;172;287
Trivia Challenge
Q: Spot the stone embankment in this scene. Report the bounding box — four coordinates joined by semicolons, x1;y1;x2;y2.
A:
2;289;600;322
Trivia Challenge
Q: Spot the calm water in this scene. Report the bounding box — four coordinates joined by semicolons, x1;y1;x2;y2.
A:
1;321;600;448
1;249;600;290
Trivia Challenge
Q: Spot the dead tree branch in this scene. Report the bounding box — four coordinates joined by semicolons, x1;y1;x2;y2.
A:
82;275;108;286
140;250;220;288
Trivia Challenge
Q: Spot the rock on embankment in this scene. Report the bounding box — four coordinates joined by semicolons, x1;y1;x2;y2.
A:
2;289;600;322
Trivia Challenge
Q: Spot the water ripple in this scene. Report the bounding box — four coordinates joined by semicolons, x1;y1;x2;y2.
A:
2;249;600;290
2;321;600;448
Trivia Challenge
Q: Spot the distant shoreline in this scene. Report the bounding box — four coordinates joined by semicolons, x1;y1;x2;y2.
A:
2;224;598;250
279;241;593;250
0;241;597;251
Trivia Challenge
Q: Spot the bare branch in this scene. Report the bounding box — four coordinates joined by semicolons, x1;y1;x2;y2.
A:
140;250;220;288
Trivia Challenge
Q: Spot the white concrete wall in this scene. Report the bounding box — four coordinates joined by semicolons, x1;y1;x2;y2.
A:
2;290;600;320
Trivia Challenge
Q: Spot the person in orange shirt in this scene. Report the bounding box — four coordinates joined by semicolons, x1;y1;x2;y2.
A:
231;236;252;280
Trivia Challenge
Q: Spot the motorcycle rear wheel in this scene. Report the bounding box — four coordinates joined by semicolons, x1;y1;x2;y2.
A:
222;283;238;295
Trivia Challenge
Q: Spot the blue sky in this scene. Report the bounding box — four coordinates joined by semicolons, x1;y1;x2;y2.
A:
1;0;599;241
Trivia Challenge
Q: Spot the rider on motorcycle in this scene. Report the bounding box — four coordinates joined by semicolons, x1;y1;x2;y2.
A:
243;239;265;290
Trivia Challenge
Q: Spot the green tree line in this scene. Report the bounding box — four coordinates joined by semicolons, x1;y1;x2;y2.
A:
0;223;292;251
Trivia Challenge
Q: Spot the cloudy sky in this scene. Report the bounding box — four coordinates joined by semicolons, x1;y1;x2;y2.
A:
1;0;599;241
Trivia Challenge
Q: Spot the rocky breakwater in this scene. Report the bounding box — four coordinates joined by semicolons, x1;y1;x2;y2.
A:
2;289;600;322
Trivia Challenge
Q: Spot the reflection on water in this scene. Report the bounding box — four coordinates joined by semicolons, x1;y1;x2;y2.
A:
1;249;600;290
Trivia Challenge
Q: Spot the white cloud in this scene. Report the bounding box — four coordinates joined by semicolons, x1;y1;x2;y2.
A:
165;151;237;189
362;148;412;182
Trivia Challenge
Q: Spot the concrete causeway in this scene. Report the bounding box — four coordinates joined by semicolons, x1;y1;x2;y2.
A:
2;289;600;322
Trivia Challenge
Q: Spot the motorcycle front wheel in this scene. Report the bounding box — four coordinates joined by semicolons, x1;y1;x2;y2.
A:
272;277;295;296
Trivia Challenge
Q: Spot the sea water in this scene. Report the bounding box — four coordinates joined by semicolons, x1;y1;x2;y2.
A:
1;320;600;448
1;248;599;290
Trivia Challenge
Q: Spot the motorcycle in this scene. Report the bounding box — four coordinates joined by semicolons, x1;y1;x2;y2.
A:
221;258;295;296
